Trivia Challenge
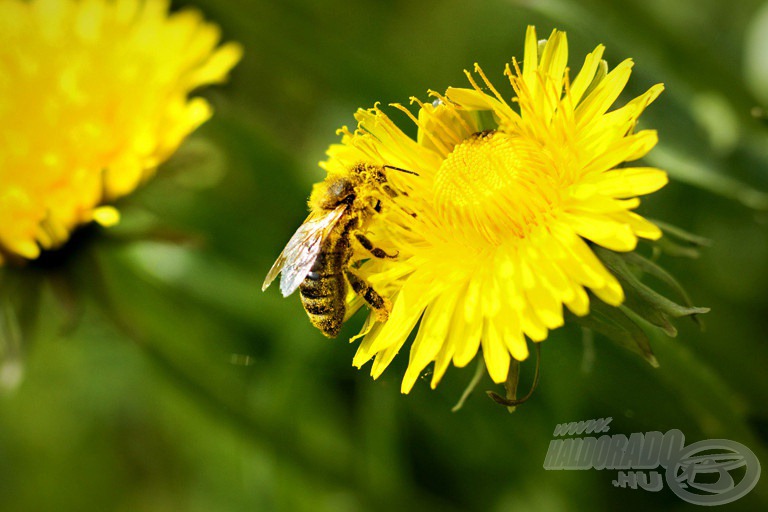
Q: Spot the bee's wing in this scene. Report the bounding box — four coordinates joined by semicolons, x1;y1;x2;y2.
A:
262;205;347;297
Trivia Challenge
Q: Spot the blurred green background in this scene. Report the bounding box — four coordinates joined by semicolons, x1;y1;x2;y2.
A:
2;0;768;510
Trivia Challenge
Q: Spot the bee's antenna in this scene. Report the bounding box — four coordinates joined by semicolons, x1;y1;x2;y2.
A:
384;165;419;176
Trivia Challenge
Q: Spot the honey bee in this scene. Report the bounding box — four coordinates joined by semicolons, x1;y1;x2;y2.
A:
262;163;415;338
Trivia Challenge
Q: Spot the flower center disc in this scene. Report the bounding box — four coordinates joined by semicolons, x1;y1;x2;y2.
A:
434;130;550;243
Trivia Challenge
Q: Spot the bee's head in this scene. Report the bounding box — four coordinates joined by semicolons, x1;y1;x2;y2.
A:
308;163;394;211
351;163;386;185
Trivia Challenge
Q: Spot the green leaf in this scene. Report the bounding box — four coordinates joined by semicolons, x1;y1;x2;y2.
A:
566;298;658;367
594;246;710;335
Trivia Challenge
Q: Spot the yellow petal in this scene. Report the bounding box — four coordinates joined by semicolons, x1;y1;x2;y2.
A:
591;273;625;306
189;42;244;87
564;284;590;316
482;320;510;384
611;211;663;240
371;337;407;380
521;304;548;342
601;84;664;132
452;290;484;367
563;212;638;252
520;256;564;329
401;289;460;393
504;328;529;362
594;167;669;198
92;205;120;227
367;277;436;356
446;87;501;111
576;59;634;123
430;338;456;389
522;25;539;85
538;29;568;95
570;44;606;105
551;223;608;288
581;130;659;176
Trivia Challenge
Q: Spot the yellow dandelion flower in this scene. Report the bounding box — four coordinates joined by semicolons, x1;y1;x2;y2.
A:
322;26;669;393
0;0;242;263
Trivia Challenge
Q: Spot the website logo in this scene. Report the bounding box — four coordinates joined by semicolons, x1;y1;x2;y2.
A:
543;418;761;506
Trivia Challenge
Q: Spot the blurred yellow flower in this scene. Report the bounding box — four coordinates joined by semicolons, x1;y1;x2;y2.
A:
0;0;242;263
323;26;668;393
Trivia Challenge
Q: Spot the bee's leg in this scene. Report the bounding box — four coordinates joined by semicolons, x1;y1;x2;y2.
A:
380;179;411;198
344;269;391;322
376;186;415;219
381;184;398;198
364;199;391;216
354;233;398;259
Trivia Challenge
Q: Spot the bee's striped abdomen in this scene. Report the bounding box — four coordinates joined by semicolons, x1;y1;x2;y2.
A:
299;238;348;338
